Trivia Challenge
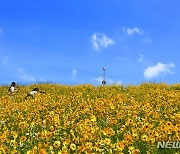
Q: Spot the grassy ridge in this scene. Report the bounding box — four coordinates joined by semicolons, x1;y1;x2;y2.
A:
0;83;180;153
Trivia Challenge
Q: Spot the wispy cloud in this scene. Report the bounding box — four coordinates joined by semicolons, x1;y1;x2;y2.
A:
144;62;175;79
93;76;103;83
93;76;122;85
108;79;122;85
1;56;9;65
72;69;77;79
16;68;36;82
91;33;114;51
0;28;3;36
142;38;152;44
122;27;143;36
0;56;38;82
138;54;144;63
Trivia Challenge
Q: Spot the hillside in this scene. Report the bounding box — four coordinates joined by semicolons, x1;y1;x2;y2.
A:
0;83;180;153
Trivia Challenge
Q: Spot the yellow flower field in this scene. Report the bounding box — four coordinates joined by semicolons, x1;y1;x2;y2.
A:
0;83;180;153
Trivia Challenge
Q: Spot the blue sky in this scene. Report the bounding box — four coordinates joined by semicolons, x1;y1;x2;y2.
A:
0;0;179;85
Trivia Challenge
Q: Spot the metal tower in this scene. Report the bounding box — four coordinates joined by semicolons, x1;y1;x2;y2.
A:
101;67;106;85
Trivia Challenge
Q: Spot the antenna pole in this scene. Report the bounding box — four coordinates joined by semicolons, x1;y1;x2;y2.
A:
102;67;106;85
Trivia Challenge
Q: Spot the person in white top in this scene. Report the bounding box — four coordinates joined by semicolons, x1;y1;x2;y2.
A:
9;82;18;94
25;88;44;99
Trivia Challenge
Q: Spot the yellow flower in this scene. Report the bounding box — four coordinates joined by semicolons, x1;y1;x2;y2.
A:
141;134;148;142
58;150;68;154
78;145;85;153
103;138;111;145
85;142;93;150
27;151;32;154
116;141;125;151
12;131;18;140
53;141;61;149
30;122;35;128
49;145;54;150
103;127;115;136
19;121;28;129
32;146;38;153
39;149;47;154
128;146;135;151
11;149;19;154
124;134;133;144
70;143;76;151
91;115;97;122
132;148;140;154
20;136;27;142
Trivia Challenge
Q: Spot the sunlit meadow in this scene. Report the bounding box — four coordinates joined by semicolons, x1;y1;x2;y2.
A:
0;83;180;153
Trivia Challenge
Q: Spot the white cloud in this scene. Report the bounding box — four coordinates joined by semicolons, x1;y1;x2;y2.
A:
142;38;152;44
138;54;144;63
72;69;77;79
17;68;36;82
144;62;175;79
0;28;3;36
122;27;143;36
91;33;114;51
93;76;122;85
0;56;38;82
108;79;122;85
93;76;102;83
1;56;9;65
